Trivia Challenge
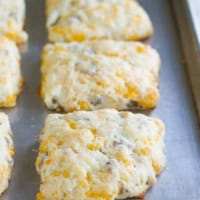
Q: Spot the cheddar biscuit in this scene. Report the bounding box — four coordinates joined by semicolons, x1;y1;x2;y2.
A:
41;40;160;112
36;109;166;200
46;0;153;42
0;113;14;196
0;35;23;107
0;0;27;44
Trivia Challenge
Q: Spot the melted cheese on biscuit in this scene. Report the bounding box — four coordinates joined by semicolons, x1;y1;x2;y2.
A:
36;109;166;200
0;113;14;196
41;40;160;112
0;0;27;44
46;0;153;42
0;35;23;107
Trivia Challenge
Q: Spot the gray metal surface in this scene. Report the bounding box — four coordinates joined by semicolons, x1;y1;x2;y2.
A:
0;0;200;199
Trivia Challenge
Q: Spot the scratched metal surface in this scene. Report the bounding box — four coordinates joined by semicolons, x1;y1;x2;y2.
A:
0;0;200;199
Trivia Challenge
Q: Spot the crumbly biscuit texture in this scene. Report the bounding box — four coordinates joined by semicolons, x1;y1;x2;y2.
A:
0;113;14;196
46;0;153;42
0;35;23;107
0;0;27;43
36;109;166;200
41;40;160;112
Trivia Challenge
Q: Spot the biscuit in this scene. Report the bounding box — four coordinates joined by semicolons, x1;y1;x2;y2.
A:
41;40;160;112
0;0;28;44
0;35;23;107
0;113;14;196
46;0;153;42
36;109;166;200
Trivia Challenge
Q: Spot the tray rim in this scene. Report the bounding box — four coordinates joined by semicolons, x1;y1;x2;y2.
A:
171;0;200;123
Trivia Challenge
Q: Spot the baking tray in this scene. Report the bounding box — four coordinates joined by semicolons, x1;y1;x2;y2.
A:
1;0;200;199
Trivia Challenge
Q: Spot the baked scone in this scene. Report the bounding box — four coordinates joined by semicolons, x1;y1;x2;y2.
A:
0;0;27;44
36;109;166;200
46;0;153;42
0;113;14;196
0;35;23;107
41;40;160;112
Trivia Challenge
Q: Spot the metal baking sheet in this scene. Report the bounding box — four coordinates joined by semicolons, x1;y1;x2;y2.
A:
1;0;200;199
